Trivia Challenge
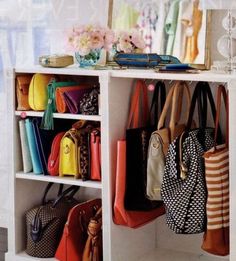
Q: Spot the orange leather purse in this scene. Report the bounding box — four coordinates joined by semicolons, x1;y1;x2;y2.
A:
55;198;101;261
55;85;90;113
16;75;32;110
90;129;101;181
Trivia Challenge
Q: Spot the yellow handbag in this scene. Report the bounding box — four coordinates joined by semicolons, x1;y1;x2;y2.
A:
28;73;54;110
59;128;81;178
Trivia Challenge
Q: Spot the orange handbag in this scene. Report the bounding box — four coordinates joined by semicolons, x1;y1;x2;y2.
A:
55;198;101;261
55;85;90;113
16;75;32;110
90;129;101;181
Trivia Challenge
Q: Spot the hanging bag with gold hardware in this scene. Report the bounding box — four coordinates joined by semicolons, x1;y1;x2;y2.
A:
161;82;220;234
146;81;191;201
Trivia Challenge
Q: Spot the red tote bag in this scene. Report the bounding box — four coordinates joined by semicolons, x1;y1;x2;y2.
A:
113;80;165;228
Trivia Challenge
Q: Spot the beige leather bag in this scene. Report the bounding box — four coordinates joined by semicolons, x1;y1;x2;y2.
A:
146;81;191;201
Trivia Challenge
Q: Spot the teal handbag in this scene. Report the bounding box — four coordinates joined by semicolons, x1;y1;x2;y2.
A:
41;80;78;130
25;119;43;174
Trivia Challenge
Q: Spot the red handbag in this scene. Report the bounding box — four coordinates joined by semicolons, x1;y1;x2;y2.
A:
55;198;101;261
113;81;165;228
47;132;65;176
90;129;101;181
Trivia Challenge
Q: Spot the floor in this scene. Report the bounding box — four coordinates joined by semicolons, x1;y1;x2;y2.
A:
138;248;229;261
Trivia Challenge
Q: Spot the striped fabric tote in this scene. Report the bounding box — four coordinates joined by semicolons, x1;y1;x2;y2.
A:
202;85;229;256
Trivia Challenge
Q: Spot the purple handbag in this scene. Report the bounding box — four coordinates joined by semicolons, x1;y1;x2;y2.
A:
63;88;92;114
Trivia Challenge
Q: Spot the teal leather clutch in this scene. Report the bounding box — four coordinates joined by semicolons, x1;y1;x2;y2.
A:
114;53;181;68
25;119;43;174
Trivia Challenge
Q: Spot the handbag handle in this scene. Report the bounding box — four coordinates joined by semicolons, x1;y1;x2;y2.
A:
72;120;87;129
41;182;64;205
157;81;190;130
52;185;80;208
186;82;217;130
149;81;166;126
127;80;149;129
214;85;228;147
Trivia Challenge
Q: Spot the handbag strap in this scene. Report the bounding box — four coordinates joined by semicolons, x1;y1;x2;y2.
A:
214;85;228;147
52;185;80;208
72;120;87;129
149;81;166;126
127;80;149;129
186;82;217;130
157;81;190;130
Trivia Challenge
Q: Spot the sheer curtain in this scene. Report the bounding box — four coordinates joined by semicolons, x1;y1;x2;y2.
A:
0;0;108;228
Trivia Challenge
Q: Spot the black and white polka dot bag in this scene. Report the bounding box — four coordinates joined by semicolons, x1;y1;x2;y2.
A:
161;82;219;234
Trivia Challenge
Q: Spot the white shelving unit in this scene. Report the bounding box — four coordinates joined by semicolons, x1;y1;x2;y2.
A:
6;67;236;261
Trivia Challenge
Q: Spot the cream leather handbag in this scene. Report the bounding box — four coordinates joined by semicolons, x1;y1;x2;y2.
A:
146;81;191;201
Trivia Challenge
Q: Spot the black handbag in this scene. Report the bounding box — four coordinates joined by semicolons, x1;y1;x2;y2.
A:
25;183;79;258
124;80;166;211
161;82;219;234
32;118;57;175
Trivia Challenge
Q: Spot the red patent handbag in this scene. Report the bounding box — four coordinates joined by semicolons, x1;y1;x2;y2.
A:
47;132;65;176
55;198;102;261
90;129;101;181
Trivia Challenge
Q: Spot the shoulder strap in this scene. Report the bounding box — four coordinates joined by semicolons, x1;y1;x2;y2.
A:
127;80;148;129
157;81;190;130
186;82;217;130
214;85;228;146
157;82;176;130
149;81;166;125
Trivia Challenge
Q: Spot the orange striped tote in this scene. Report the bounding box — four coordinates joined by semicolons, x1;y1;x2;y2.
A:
202;85;229;256
202;145;229;256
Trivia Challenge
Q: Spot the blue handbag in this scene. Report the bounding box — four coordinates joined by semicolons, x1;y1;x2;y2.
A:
114;53;181;68
25;119;43;174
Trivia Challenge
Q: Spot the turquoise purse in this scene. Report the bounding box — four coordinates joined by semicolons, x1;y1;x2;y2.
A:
25;119;43;174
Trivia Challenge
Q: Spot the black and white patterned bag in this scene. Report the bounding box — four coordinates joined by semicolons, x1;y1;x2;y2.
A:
161;129;215;234
161;82;219;234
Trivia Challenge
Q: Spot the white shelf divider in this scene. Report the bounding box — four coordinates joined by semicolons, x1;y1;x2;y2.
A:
16;172;102;189
15;111;101;121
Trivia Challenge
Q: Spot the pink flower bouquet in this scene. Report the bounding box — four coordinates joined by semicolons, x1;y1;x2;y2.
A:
66;25;115;56
114;30;146;53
